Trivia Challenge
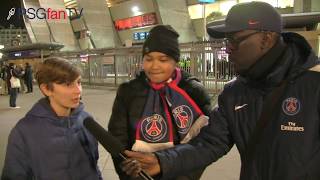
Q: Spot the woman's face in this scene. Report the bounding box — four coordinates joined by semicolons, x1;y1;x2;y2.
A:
143;52;177;83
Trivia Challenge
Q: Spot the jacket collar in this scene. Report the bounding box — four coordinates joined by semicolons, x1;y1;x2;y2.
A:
27;97;85;127
239;32;319;89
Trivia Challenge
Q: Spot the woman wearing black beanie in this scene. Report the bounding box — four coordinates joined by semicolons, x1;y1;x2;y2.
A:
108;25;212;180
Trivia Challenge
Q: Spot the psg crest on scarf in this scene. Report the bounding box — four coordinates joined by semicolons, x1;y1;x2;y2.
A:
173;105;193;134
141;114;168;142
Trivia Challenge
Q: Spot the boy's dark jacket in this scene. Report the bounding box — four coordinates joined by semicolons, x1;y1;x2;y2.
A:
156;32;320;180
1;98;102;180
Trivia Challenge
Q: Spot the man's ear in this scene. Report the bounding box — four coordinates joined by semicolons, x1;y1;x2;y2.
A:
261;32;274;50
39;84;52;97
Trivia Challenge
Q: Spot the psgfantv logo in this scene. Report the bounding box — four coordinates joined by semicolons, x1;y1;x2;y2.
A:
7;7;83;20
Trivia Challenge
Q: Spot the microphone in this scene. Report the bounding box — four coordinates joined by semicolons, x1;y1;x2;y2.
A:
83;117;154;180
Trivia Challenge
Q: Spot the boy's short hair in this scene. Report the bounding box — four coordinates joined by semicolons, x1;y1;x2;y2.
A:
36;57;80;90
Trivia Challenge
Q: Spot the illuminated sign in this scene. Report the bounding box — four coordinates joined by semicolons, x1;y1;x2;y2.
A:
8;50;40;59
14;52;22;57
115;12;157;31
133;32;149;40
198;0;215;3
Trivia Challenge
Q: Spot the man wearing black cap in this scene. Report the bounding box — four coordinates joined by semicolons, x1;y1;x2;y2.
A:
108;25;211;179
121;2;320;180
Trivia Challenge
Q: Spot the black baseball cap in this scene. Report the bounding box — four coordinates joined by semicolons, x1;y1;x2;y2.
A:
207;1;283;38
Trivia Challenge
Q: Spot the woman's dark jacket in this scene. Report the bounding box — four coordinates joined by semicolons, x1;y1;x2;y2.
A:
108;70;212;180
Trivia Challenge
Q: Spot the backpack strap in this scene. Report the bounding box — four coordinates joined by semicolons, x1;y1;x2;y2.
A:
244;80;288;163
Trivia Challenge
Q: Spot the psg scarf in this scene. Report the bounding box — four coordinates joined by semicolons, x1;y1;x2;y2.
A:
132;68;209;152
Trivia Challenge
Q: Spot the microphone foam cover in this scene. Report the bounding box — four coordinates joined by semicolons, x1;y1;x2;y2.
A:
83;117;125;156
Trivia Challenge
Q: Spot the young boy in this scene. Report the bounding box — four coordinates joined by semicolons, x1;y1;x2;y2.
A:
2;57;102;180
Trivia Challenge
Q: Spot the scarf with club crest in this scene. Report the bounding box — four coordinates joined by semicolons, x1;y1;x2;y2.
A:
132;68;209;152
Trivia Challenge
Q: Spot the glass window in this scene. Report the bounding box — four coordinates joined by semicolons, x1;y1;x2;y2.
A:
238;0;293;8
188;0;236;19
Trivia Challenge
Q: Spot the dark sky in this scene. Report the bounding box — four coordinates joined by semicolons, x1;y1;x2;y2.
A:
0;0;24;28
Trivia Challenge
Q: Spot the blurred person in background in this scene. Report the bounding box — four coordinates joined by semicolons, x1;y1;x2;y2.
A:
16;64;25;93
0;62;8;95
24;62;33;93
6;63;22;108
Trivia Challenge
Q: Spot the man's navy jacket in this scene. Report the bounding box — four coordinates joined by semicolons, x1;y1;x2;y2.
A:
156;32;320;180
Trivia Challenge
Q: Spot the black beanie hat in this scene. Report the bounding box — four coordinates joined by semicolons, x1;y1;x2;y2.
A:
142;25;180;62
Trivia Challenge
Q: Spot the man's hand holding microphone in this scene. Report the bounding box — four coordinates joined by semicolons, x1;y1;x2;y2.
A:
121;150;161;178
83;117;160;180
